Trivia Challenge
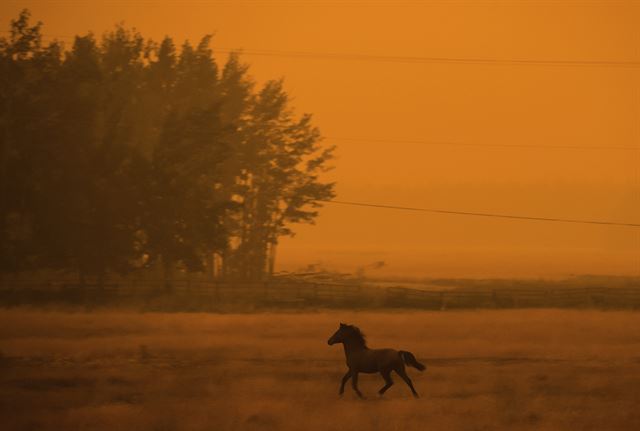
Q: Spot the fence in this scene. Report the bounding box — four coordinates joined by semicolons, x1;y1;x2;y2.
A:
0;279;639;310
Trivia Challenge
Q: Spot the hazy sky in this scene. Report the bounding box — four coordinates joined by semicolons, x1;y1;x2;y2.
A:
3;1;639;278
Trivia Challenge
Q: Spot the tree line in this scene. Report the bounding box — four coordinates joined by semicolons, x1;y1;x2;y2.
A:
0;10;335;284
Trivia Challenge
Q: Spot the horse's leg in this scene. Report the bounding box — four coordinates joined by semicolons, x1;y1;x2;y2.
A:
396;366;419;398
339;370;352;396
351;371;365;399
378;369;393;396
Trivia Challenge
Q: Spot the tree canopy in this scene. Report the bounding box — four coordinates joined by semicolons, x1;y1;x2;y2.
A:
0;10;335;282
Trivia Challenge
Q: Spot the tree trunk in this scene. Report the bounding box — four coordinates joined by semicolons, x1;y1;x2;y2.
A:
205;252;215;280
267;241;277;277
78;269;86;288
162;256;174;291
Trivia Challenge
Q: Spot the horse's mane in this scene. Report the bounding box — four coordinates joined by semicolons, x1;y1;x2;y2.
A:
347;325;367;348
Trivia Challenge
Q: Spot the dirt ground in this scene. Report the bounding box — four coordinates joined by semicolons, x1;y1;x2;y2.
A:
1;309;639;431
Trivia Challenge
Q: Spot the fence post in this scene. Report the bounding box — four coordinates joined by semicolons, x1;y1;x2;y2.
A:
440;291;447;311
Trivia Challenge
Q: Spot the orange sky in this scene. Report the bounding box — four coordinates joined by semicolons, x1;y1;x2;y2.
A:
3;1;639;278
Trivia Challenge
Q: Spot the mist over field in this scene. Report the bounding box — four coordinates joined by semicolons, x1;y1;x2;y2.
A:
2;310;640;431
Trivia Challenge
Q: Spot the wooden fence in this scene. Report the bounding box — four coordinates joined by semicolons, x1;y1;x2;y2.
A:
0;279;639;310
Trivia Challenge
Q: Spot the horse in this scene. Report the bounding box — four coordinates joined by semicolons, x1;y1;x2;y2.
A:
327;323;426;398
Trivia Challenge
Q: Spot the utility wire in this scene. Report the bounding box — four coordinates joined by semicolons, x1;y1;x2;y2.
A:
327;137;640;151
213;47;640;68
2;31;638;68
318;199;640;228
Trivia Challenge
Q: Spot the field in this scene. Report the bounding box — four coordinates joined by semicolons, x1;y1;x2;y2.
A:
1;310;640;431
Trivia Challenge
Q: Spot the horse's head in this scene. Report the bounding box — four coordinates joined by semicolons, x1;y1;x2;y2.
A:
328;323;364;346
327;323;349;345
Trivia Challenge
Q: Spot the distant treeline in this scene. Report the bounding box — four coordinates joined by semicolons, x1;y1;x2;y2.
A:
0;10;335;283
1;276;638;311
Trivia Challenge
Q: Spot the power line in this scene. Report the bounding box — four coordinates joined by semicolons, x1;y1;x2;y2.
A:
213;47;640;68
318;199;640;228
327;137;640;151
2;31;638;68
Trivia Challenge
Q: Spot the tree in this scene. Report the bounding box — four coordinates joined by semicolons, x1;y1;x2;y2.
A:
0;10;64;273
34;28;149;281
0;10;335;285
144;36;228;286
222;79;335;280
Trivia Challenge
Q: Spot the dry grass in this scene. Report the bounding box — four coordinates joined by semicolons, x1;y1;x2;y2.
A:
1;309;640;430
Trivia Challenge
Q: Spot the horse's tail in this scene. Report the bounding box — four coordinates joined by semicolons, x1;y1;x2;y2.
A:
399;350;426;371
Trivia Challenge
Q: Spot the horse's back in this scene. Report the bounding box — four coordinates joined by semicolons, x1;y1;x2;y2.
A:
347;348;404;373
376;348;402;361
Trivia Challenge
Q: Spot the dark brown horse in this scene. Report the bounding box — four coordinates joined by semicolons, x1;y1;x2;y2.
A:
327;323;426;398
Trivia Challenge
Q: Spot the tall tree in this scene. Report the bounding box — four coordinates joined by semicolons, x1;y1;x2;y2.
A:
36;28;149;281
0;10;335;285
222;79;335;280
144;36;228;286
0;10;64;273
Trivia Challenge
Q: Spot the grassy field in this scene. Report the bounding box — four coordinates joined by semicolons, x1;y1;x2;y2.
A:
1;309;639;430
